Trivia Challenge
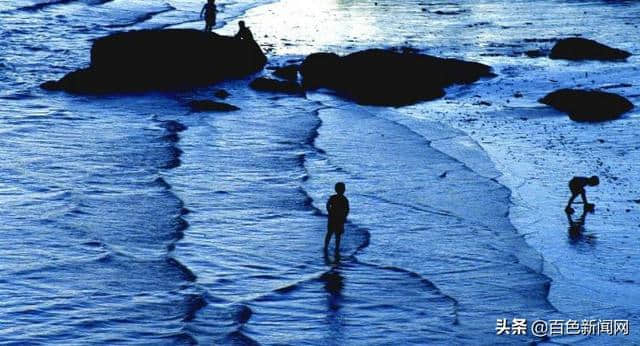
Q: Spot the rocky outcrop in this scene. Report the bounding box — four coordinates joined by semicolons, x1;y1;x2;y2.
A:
41;29;267;93
549;38;631;61
299;49;494;106
539;89;633;122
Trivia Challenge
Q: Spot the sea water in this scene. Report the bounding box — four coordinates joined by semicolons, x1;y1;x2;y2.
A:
1;0;638;344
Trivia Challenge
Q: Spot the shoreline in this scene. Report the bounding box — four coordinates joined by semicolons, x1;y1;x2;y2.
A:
300;100;559;342
234;0;640;336
401;88;640;321
2;0;639;343
233;0;582;322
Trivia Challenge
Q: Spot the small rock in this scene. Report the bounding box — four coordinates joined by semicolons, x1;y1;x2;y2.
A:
188;99;240;112
214;89;230;99
41;80;61;91
550;37;631;61
249;77;304;94
272;64;299;81
434;10;465;15
539;89;634;122
524;49;545;58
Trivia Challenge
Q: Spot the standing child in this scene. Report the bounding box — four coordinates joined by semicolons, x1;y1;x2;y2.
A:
325;182;349;256
565;175;599;214
200;0;217;32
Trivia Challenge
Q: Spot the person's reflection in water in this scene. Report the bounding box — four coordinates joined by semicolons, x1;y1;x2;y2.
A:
319;265;345;340
320;269;344;311
322;238;346;338
566;206;597;245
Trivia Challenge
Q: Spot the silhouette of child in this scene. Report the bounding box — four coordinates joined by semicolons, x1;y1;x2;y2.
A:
565;175;599;214
324;182;349;255
200;0;217;32
234;21;253;41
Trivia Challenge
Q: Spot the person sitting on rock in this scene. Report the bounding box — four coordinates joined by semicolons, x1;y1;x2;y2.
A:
200;0;217;32
565;175;599;214
234;20;254;41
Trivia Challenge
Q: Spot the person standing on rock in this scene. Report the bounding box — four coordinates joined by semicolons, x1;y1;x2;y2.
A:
324;182;350;257
200;0;217;32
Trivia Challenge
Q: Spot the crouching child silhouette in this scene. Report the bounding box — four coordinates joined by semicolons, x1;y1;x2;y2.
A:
324;182;349;256
565;175;599;214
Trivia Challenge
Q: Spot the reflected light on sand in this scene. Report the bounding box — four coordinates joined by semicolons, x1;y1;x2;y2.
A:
234;0;380;55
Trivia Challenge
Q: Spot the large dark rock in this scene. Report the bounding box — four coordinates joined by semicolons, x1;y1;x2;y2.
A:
249;77;303;95
300;49;494;106
539;89;634;122
549;38;631;61
41;29;267;93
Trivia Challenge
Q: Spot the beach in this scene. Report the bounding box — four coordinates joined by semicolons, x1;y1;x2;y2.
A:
0;0;638;344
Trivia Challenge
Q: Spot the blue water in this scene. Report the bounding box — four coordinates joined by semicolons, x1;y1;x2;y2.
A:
1;0;638;344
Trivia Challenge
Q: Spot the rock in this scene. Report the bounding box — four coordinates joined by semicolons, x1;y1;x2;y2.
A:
41;29;267;93
299;53;342;89
539;89;633;122
434;10;466;15
300;49;493;106
272;64;299;81
188;100;240;112
549;38;631;61
214;89;230;99
249;77;304;94
524;49;546;58
40;80;60;91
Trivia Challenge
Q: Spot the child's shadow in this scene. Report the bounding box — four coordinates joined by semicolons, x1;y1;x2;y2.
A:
566;206;597;246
